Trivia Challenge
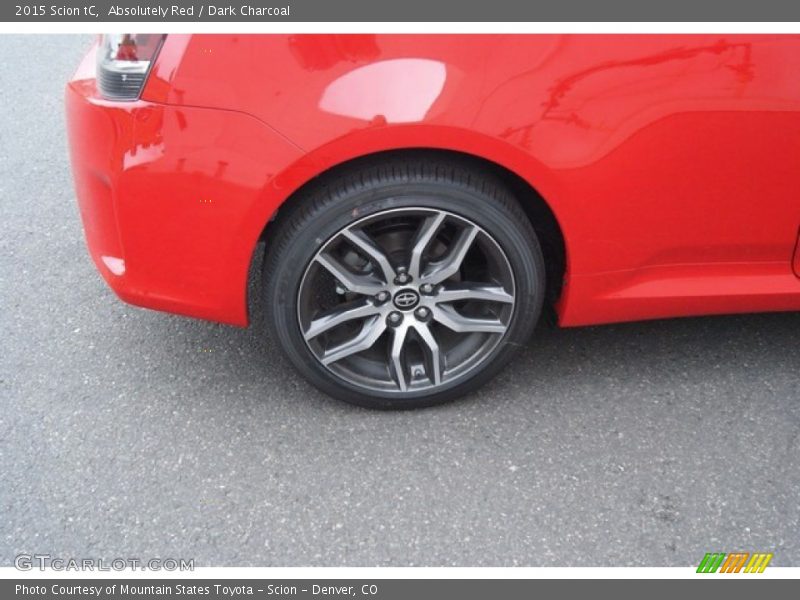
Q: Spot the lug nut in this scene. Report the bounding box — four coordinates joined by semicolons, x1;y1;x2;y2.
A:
335;282;348;295
420;283;434;294
415;306;430;320
387;311;403;326
394;267;411;285
376;291;390;303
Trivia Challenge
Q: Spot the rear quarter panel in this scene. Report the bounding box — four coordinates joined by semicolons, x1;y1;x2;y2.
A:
144;34;800;324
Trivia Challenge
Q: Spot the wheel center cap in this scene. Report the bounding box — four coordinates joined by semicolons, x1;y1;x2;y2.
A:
393;289;420;310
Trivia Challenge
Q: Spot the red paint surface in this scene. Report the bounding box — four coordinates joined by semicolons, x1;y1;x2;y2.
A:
794;229;800;278
67;35;800;327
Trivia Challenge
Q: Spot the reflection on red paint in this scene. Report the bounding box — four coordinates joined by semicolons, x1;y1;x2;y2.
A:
320;59;447;123
288;34;381;70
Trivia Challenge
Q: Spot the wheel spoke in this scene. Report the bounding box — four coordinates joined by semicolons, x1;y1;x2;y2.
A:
409;212;446;279
303;300;382;341
435;284;513;305
321;315;386;365
413;323;442;386
388;324;409;391
315;252;384;296
341;228;396;284
433;304;507;334
421;223;479;284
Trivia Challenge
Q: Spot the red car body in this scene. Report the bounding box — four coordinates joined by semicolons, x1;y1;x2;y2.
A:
66;34;800;328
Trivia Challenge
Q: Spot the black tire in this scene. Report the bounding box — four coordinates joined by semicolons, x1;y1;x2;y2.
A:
263;154;545;409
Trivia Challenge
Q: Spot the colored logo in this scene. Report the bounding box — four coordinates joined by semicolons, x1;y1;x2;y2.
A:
696;552;773;573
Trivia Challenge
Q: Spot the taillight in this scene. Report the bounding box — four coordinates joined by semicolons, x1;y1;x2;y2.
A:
96;34;165;101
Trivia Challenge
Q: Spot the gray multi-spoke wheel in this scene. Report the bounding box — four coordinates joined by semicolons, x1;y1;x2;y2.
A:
264;154;545;409
298;208;515;394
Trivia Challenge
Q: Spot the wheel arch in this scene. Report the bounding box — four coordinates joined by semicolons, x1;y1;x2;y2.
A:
247;126;571;324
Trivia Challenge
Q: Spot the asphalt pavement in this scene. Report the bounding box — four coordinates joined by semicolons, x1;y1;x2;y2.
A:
1;35;798;567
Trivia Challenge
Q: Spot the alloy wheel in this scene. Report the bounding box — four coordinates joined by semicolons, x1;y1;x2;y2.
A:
296;207;516;394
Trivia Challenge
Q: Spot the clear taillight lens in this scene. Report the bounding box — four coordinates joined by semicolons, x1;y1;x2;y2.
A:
96;34;165;101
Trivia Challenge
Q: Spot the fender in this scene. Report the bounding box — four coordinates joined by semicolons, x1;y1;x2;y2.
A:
236;123;575;321
247;123;570;251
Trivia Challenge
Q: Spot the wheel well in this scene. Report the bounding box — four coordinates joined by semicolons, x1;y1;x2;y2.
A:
257;148;566;314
